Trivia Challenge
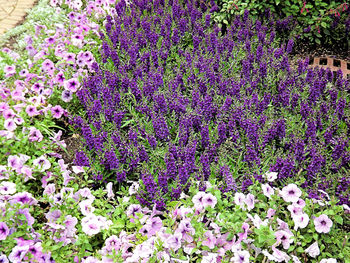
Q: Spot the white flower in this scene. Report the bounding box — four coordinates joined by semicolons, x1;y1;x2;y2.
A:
234;192;246;208
231;250;250;263
128;181;139;195
106;182;114;199
79;199;95;216
261;183;274;198
293;213;309;231
280;184;302;203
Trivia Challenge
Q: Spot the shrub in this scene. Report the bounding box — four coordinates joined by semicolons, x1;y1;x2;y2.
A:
211;0;350;48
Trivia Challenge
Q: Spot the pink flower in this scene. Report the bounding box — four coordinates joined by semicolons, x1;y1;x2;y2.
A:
25;105;39;117
28;127;43;142
267;208;276;219
64;78;80;92
304;241;320;258
271;246;291;262
319;259;337;263
0;222;9;240
146;216;163;236
166;233;182;251
61;90;73;102
7;155;21;170
3;109;15;119
42;59;55;74
202;230;216;249
51;105;64;119
244;193;255;211
4;65;16;78
4;119;16;131
231;250;250;263
33;156;51;171
265;171;278;182
280;184;302;203
106;182;114;199
202;193;217;209
314;214;333;233
0;181;16;195
82;215;101;236
261;183;274;198
192;191;206;211
293;213;310;231
287;204;303;217
275;230;294;249
294;198;306;208
79;199;95;215
234;192;246;208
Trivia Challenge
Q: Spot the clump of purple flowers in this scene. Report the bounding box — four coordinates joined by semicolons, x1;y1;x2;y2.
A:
71;0;350;208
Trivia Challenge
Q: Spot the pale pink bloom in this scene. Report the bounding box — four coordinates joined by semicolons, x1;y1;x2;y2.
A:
106;182;114;199
271;246;291;262
291;255;302;263
319;259;337;263
261;183;274;198
43;184;56;196
305;241;320;258
244;193;255;211
294;198;306;208
293;213;310;231
72;166;85;174
82;256;101;263
42;59;55;74
314;214;333;233
265;171;278;182
192;191;206;211
79;199;95;215
146;216;163;236
280;184;302;203
202;193;217;209
20;166;34;182
231;250;250;263
28;127;43;142
7;155;21;170
64;52;76;63
3;109;15;119
247;213;268;229
202;230;216;249
4;65;16;78
237;222;249;242
33;156;51;171
166;233;182;251
0;181;16;195
202;253;217;263
8;245;29;262
61;90;73;102
14;117;24;125
234;192;246;208
287;204;303;217
275;230;294;249
82;215;101;236
267;208;276;219
128;181;140;195
4;119;16;132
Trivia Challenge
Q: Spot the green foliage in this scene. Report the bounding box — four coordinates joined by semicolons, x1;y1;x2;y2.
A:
212;0;350;48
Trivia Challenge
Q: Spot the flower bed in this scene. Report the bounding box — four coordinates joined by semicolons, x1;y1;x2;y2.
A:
0;0;349;262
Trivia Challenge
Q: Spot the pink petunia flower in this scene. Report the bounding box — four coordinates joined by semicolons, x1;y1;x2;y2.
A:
64;78;80;92
293;213;310;231
166;233;182;252
314;214;333;233
280;184;302;203
33;156;51;171
244;193;255;211
0;181;16;195
231;250;250;263
61;90;73;102
265;171;278;182
51;105;64;119
25;105;40;117
4;119;16;132
0;222;9;240
4;65;16;78
275;230;294;249
81;215;102;236
234;192;246;208
192;191;206;211
304;241;320;258
28;127;43;142
202;193;217;209
202;230;216;249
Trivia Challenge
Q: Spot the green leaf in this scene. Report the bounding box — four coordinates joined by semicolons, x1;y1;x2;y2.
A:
334;215;343;225
315;38;321;45
321;22;327;28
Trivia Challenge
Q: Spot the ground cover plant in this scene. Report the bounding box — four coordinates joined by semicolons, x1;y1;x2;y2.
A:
0;0;349;262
